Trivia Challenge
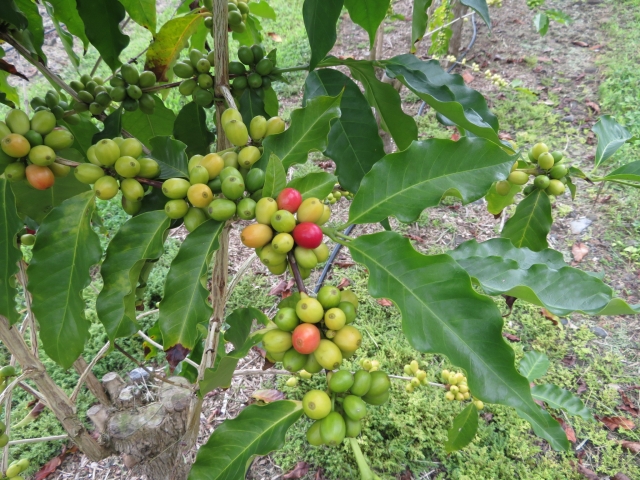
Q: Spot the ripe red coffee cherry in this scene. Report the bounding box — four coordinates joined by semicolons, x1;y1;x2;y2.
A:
293;222;323;249
276;187;302;213
25;165;55;190
292;323;321;354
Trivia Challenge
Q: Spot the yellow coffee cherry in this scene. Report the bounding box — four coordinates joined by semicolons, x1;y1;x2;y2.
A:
416;370;427;381
455;393;464;401
409;360;419;373
445;391;455;401
286;377;298;387
410;377;420;387
405;383;414;393
463;392;470;400
449;385;459;394
474;400;484;410
299;370;312;380
361;359;372;371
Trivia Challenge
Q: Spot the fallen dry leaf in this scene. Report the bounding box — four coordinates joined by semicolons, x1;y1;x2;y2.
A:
540;308;559;325
399;466;414;480
404;234;425;243
613;474;632;480
598;416;635;431
377;298;393;307
585;101;601;114
572;242;589;262
267;32;282;42
553;416;577;442
575;463;598;480
334;261;356;268
562;355;576;367
589;44;604;51
283;462;310;479
619;390;639;417
502;332;521;342
577;378;587;395
36;445;78;480
269;279;294;296
619;441;640;454
502;295;517;317
572;40;589;47
461;71;474;84
337;278;351;289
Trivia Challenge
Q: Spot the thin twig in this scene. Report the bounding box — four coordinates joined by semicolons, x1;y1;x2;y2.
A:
136;330;200;370
136;309;159;321
90;57;103;77
219;85;237;109
17;382;47;405
7;434;69;446
287;252;307;294
70;342;111;403
17;261;37;357
1;355;17;471
225;253;257;301
0;372;30;406
142;81;182;93
233;369;290;376
388;374;446;388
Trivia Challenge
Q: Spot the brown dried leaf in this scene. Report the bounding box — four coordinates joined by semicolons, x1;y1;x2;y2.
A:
585;101;601;114
0;59;29;81
337;278;351;289
619;390;639;417
399;466;414;480
283;462;310;479
572;242;589;262
334;261;356;268
572;40;589;47
35;445;78;480
598;416;635;431
461;71;474;84
404;234;425;243
267;32;282;42
315;467;327;480
502;295;517;317
576;378;587;395
575;463;599;480
377;298;393;307
562;355;576;367
553;416;576;442
503;332;521;342
619;441;640;454
252;389;285;403
270;279;294;296
165;344;190;370
541;308;559;326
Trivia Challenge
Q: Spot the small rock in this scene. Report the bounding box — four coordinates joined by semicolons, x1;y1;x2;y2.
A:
561;115;575;123
129;367;150;383
570;217;592;234
590;326;608;338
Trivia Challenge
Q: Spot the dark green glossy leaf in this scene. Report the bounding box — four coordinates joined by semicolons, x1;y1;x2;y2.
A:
188;401;303;480
76;0;130;71
149;135;190;179
531;384;592;422
304;69;384;193
445;403;478;453
199;356;241;394
224;307;270;354
97;211;169;341
60;114;100;158
189;20;208;52
28;192;101;368
0;0;28;30
249;0;276;20
47;0;89;48
592;115;637;168
348;231;568;451
173;102;213;158
122;97;176;149
411;0;433;53
119;0;157;33
485;181;521;215
287;172;337;200
603;160;640;183
238;88;268;126
232;14;263;47
44;2;80;69
0;179;22;325
259;94;342;170
14;0;46;62
0;72;19;108
501;190;551;251
93;107;123;144
145;13;205;81
460;0;491;28
262;153;287;198
518;351;549;382
321;56;417;150
348;138;514;225
11;175;90;224
343;0;390;47
158;220;224;351
303;0;344;70
384;55;503;144
263;87;279;118
449;238;640;316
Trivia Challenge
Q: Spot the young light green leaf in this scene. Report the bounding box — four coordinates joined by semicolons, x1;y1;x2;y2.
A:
532;384;593;422
249;0;276;20
14;0;47;62
304;69;384;193
343;0;390;48
97;212;170;342
0;179;22;325
0;72;19;108
158;220;224;351
263;87;279;118
11;175;89;224
28;192;101;368
518;351;550;382
259;94;342;170
76;0;130;71
119;0;157;34
172;102;214;158
321;57;417;151
445;404;478;453
122;97;176;148
144;13;205;81
501;190;551;251
485;181;521;215
149;135;190;179
188;400;303;480
348;138;514;225
47;0;89;48
348;231;568;451
303;0;344;70
411;0;433;53
592;115;637;168
287;172;337;201
262;154;287;198
450;238;640;316
383;55;503;144
460;0;491;28
533;12;549;36
44;2;80;69
603;160;640;183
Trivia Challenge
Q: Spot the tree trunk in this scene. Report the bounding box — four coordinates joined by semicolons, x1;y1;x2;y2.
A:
448;3;469;57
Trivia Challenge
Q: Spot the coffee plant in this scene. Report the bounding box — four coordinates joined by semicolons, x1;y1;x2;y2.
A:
0;0;639;479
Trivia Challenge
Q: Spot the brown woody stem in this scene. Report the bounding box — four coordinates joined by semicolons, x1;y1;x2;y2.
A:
287;252;308;295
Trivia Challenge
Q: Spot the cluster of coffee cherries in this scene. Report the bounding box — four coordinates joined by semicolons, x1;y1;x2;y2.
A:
402;360;429;393
201;0;252;34
230;44;276;98
358;358;381;372
264;287;361;369
0;366;17;448
324;189;353;205
29;89;80;124
74;137;159;215
70;65;157;115
174;49;217;108
1;457;29;480
441;369;483;409
303;368;391;446
496;142;570;201
0;109;75;190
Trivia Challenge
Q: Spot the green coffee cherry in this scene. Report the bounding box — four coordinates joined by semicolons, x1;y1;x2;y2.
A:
165;199;189;219
121;64;140;85
94;175;119;200
75;163;105;184
207;198;237;221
